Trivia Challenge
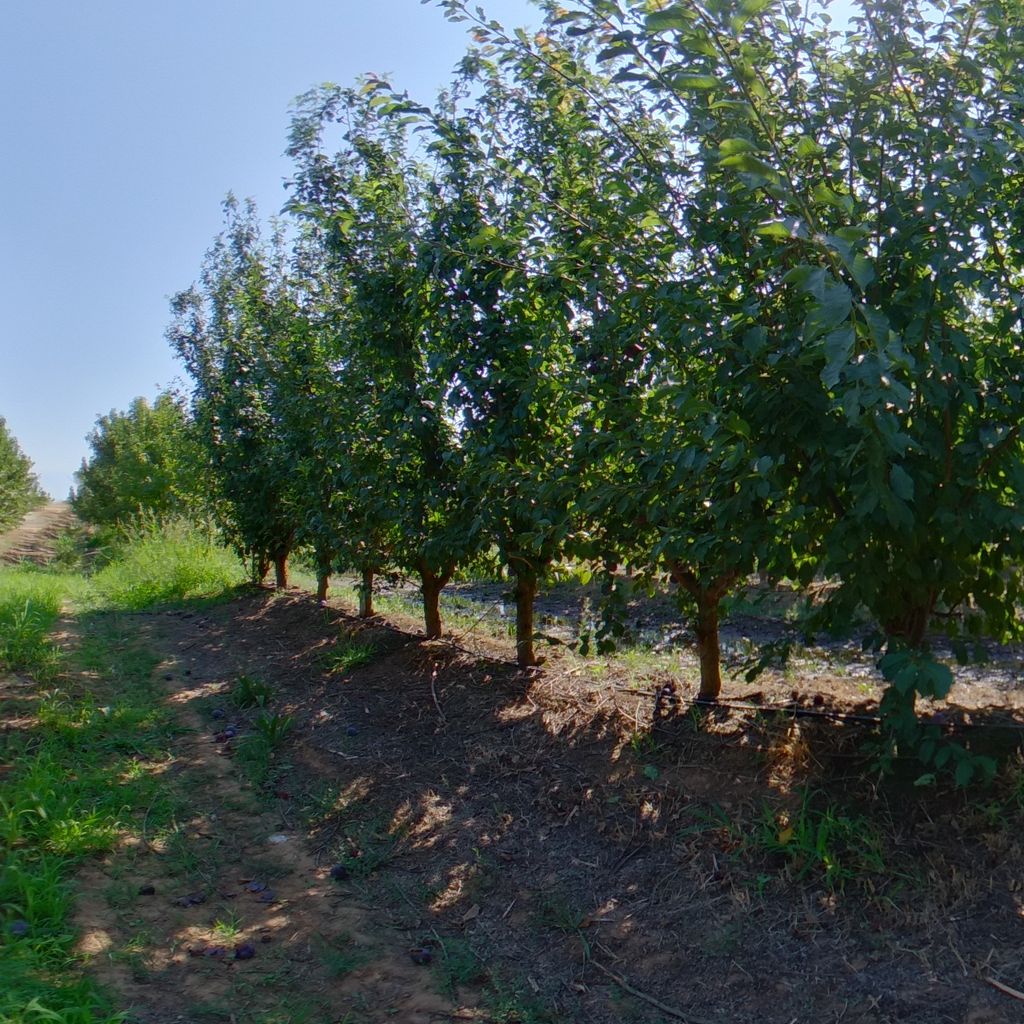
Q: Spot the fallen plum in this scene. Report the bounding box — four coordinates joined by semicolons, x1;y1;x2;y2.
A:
329;863;350;881
8;920;30;938
234;943;256;960
409;947;433;966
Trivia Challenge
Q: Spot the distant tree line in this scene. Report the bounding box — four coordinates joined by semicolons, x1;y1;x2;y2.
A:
72;393;209;530
0;418;46;531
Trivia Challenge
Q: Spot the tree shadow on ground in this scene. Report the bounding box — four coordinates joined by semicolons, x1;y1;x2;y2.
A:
132;592;1024;1024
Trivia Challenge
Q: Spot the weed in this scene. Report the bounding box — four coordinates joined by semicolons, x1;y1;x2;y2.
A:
627;731;659;757
232;674;273;709
253;711;293;748
212;912;243;940
235;735;275;788
322;633;376;675
747;791;886;889
535;892;586;934
300;783;347;827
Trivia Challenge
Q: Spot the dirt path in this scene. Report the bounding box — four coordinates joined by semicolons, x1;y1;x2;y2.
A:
0;501;76;564
75;613;466;1024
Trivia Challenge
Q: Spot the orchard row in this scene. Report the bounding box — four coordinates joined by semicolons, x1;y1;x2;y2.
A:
91;1;1024;781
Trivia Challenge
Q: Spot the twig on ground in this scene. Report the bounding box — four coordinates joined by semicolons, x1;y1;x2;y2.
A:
431;668;445;722
986;976;1024;1002
589;960;715;1024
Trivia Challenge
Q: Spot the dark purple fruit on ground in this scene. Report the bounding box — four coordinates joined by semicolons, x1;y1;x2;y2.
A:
138;884;156;896
212;708;226;719
9;920;30;937
346;725;358;737
329;863;350;881
409;947;432;965
234;943;256;960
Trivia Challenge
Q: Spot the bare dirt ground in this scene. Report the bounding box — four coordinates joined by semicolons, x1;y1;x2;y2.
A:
73;588;1024;1024
0;501;76;564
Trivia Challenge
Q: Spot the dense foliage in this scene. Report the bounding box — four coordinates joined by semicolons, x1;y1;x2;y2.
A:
72;392;208;529
0;417;46;531
166;0;1024;780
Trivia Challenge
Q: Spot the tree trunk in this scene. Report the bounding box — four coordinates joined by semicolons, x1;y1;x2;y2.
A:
256;554;271;584
695;592;722;701
513;566;540;668
670;563;738;703
420;567;451;639
358;567;374;618
274;551;289;590
885;602;933;649
316;572;330;603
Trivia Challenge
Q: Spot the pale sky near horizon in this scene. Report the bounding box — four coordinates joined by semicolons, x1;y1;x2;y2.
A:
0;0;540;499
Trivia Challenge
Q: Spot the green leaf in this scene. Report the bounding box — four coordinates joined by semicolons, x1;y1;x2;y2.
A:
672;73;719;90
645;8;694;32
954;758;974;787
753;219;796;239
821;327;854;389
718;137;760;158
889;464;914;502
794;135;824;158
719;153;781;183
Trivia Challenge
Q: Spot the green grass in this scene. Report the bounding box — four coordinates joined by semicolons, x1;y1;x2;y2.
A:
322;633;377;675
231;674;273;709
0;565;184;1022
0;566;87;678
747;791;887;888
236;712;294;788
89;519;244;611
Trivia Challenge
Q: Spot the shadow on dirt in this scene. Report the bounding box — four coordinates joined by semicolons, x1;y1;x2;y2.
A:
144;592;1024;1024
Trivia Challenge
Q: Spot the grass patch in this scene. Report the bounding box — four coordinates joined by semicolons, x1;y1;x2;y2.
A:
230;673;273;709
0;607;181;1021
322;633;377;675
235;711;294;788
0;566;86;677
89;519;244;611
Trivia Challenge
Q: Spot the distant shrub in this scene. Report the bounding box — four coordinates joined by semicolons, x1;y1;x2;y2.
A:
91;520;244;611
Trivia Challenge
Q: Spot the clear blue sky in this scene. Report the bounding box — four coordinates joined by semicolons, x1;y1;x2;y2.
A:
0;0;539;499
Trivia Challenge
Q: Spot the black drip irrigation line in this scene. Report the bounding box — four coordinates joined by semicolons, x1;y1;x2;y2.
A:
687;697;1024;734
